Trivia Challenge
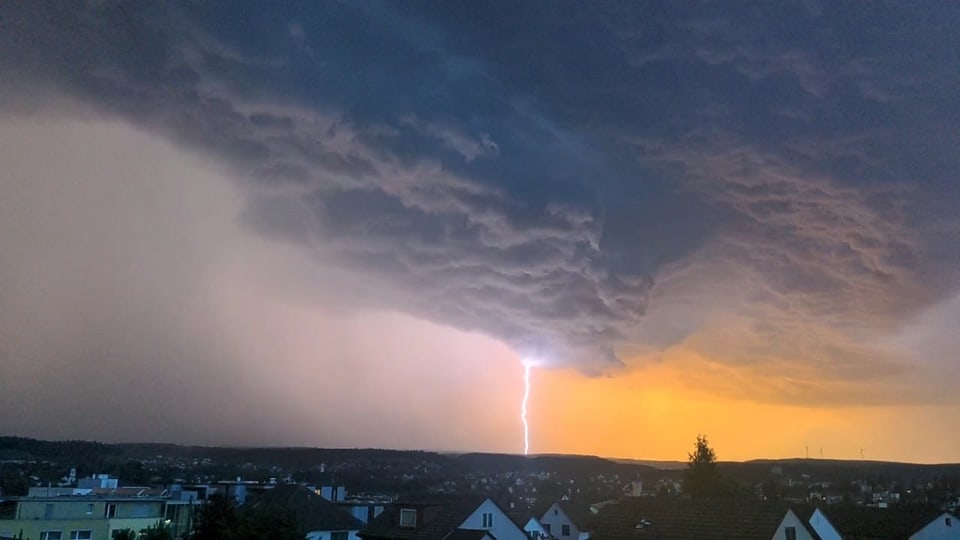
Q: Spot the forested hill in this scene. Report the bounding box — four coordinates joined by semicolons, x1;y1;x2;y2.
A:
0;436;661;480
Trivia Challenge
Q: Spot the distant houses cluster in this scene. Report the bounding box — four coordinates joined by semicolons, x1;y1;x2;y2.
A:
1;471;959;540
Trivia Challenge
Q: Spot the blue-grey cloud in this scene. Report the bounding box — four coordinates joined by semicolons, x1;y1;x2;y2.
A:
2;1;959;403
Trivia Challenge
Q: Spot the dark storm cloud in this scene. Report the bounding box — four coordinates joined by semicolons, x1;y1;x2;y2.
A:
2;1;959;401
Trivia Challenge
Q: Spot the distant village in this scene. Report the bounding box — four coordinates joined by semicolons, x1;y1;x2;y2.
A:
1;437;958;540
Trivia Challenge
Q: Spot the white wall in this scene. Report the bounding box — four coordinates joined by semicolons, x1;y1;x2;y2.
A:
911;513;960;540
808;508;842;540
459;498;528;540
306;530;360;540
770;510;818;540
540;503;581;539
525;517;549;539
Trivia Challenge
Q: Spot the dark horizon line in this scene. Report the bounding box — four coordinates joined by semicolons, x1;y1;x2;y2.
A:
3;434;959;468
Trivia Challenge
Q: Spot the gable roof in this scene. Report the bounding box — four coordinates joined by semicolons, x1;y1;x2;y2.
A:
444;529;498;540
558;501;598;530
590;497;792;540
539;501;598;530
815;505;943;539
358;494;491;540
247;484;364;532
506;511;538;530
782;508;823;540
521;515;544;528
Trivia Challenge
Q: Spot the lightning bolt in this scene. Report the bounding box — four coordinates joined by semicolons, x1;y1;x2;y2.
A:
521;361;532;455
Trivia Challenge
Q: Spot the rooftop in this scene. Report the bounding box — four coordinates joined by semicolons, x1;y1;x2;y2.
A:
815;505;947;539
591;498;793;540
246;484;364;532
359;494;490;540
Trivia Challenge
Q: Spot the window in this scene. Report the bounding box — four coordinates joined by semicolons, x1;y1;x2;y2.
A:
44;503;55;519
543;524;551;534
130;503;151;518
947;517;953;527
70;532;93;540
105;503;117;518
482;512;493;528
331;532;349;540
86;503;94;515
399;508;417;527
561;524;570;536
40;532;63;540
784;526;797;540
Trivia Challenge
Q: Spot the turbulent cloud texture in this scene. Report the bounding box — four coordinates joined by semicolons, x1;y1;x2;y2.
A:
1;1;959;450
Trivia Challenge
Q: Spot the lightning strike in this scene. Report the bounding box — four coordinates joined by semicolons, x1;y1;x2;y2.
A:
521;360;532;455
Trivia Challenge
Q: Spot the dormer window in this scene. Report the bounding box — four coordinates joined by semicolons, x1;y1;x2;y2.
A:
400;508;417;527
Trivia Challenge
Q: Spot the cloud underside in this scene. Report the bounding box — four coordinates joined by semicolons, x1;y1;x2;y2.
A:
2;1;959;408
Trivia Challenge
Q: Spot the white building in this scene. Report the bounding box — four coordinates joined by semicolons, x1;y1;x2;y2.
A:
771;509;820;540
458;498;530;540
524;516;549;539
911;513;960;540
807;508;841;540
540;502;592;540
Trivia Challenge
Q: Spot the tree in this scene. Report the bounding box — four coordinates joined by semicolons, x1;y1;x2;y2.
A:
191;495;240;540
684;435;721;498
112;530;136;540
141;522;173;540
189;494;302;540
236;505;301;540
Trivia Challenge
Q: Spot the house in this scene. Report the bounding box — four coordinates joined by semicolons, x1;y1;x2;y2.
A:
539;502;596;540
910;512;960;540
808;506;958;540
589;497;800;540
163;487;202;539
358;494;528;540
771;508;822;540
245;485;365;540
337;501;387;525
522;516;549;539
0;491;173;540
444;531;497;540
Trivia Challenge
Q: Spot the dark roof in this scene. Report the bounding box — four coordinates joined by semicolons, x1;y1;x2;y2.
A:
784;507;823;540
558;501;598;530
247;484;364;532
816;506;944;539
591;497;792;540
506;510;536;529
359;495;492;540
444;529;497;540
786;504;823;540
536;500;598;530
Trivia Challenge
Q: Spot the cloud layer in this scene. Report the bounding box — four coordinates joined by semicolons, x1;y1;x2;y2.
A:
2;0;959;441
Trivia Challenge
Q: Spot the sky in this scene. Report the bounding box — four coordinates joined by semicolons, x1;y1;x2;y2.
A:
1;2;959;463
